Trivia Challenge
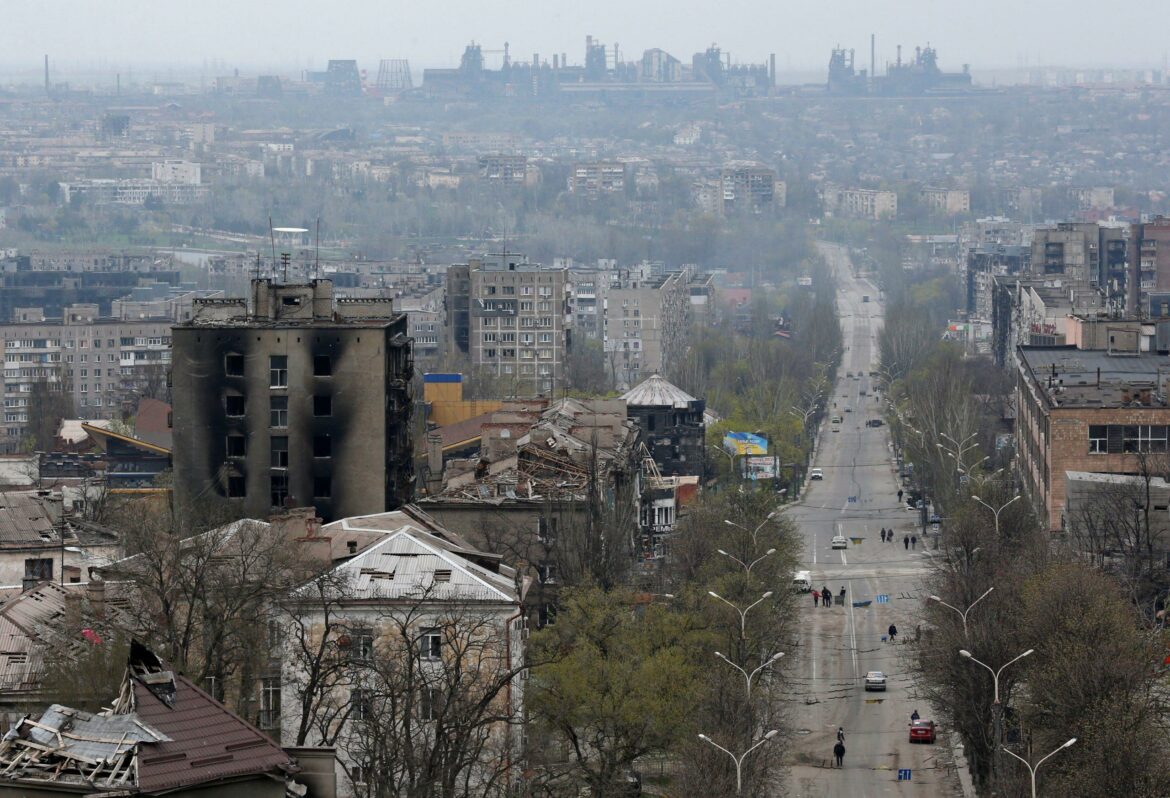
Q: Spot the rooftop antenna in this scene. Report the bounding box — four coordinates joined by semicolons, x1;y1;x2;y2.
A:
272;227;309;283
268;216;277;280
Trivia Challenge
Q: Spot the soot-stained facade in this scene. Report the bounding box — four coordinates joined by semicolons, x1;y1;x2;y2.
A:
171;279;413;521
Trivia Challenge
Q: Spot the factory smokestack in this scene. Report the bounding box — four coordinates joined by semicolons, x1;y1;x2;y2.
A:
871;34;875;81
44;54;49;93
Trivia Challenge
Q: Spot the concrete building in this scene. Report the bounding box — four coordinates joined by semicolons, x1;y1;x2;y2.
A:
720;163;783;214
1133;217;1170;317
1016;341;1170;532
920;187;970;216
171;279;414;522
1029;222;1100;282
478;154;528;184
1;306;174;452
621;374;706;477
821;185;897;220
151;159;202;185
446;254;571;396
603;265;693;390
568;161;626;194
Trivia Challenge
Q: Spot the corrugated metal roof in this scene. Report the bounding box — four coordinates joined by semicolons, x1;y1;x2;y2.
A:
132;674;293;793
621;374;698;409
0;492;55;546
303;523;518;604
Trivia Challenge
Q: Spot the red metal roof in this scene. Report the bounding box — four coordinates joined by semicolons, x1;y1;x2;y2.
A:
132;672;292;792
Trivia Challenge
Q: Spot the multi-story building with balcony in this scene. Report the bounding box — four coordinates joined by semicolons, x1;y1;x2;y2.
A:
603;265;693;390
0;305;175;452
446;255;570;396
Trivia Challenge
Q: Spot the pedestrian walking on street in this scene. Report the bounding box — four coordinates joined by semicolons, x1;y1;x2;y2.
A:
888;624;898;643
911;534;918;550
812;590;819;608
897;489;904;503
903;534;910;550
837;727;845;744
880;528;887;542
821;587;832;608
833;741;846;768
839;586;847;606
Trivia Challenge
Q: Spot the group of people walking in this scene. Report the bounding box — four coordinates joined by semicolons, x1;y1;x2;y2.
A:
877;527;918;549
812;586;848;607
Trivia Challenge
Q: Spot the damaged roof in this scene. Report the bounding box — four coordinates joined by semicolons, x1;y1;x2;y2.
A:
622;374;699;409
0;644;295;793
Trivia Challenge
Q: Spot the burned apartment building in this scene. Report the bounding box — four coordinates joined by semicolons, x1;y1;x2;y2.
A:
171;279;413;522
621;374;706;477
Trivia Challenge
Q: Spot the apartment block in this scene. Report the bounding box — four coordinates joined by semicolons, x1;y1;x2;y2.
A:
603;265;692;390
1029;222;1100;282
171;279;414;522
1132;217;1170;317
720;164;783;214
568;161;626;194
478;154;528;184
446;254;570;395
821;185;897;219
1;306;174;452
920;187;970;216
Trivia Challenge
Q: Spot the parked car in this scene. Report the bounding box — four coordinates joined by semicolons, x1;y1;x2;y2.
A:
792;570;812;592
866;419;884;427
929;513;942;525
846;371;853;378
864;671;887;691
909;719;937;744
831;535;849;550
810;468;824;480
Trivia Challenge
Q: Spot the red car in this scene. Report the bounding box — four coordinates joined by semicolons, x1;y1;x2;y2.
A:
909;719;937;744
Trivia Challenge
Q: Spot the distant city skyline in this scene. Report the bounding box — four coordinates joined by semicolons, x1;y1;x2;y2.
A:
4;0;1168;85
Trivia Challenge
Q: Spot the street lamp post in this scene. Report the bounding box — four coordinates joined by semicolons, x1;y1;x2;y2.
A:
714;651;784;700
698;729;780;795
717;547;776;576
709;590;774;639
1002;738;1076;798
930;587;994;639
959;647;1034;764
723;512;778;547
970;494;1022;536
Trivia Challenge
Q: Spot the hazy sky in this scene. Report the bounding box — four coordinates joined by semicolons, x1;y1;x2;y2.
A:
8;1;1167;78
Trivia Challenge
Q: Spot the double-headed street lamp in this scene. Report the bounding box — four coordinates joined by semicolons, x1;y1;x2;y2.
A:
709;590;774;639
717;547;776;575
724;512;778;547
929;587;994;639
698;729;780;795
970;494;1022;536
714;651;784;700
1002;738;1076;798
959;647;1034;755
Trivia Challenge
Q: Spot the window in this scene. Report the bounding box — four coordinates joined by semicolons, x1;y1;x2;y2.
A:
313;355;332;377
270;473;288;508
227;475;246;497
24;558;53;582
1123;425;1169;453
270;396;288;427
313;476;331;498
350;688;372;721
420;628;442;660
538;603;558;627
225;354;244;376
419;686;444;721
259;677;281;729
1088;425;1107;454
313;435;332;458
313;395;332;417
350;765;370;789
538;561;558;584
269;356;288;388
267;618;283;649
226;434;246;457
538;516;557;545
270;436;289;469
225;394;245;417
352;627;375;661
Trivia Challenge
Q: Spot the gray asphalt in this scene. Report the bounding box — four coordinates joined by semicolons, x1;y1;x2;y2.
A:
783;244;963;798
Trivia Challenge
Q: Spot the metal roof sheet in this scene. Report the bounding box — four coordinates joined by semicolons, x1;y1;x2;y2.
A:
621;374;698;409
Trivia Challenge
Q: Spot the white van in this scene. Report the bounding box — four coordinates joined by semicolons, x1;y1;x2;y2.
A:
792;570;812;592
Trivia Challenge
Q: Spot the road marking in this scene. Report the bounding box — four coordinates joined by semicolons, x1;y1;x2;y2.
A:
847;580;859;679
